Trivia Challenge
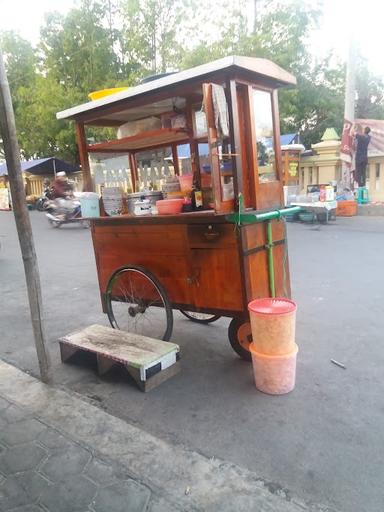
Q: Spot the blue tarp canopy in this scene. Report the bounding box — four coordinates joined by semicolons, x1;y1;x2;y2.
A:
0;157;79;177
263;133;299;150
176;143;209;158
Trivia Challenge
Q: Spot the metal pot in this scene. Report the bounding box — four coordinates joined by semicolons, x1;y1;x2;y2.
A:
127;191;163;213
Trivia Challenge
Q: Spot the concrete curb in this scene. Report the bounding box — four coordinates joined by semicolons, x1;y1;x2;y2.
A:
0;360;338;512
358;204;384;216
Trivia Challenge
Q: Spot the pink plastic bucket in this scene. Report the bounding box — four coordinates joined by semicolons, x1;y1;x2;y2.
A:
248;298;297;355
250;343;298;395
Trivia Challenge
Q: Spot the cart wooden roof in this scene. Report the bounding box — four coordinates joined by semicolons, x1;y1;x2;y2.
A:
56;56;296;126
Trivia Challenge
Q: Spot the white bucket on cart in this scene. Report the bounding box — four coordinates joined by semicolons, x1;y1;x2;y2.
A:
79;192;100;218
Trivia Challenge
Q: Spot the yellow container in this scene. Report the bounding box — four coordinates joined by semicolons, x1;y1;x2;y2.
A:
88;87;128;101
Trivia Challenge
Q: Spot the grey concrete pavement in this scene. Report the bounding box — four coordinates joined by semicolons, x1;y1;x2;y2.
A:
1;211;384;511
0;360;336;512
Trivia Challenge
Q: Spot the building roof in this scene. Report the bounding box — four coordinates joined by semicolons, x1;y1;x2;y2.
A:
56;56;297;122
321;128;340;141
0;158;79;177
263;133;299;150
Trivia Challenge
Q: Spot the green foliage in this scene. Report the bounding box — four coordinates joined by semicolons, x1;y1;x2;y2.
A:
0;32;36;91
1;0;384;163
39;1;121;93
356;58;384;120
15;76;83;161
120;0;191;74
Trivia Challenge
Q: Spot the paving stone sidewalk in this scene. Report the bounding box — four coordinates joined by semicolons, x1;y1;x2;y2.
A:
0;395;170;512
0;361;339;512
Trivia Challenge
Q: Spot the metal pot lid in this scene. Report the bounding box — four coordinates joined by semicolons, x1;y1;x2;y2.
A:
128;191;163;198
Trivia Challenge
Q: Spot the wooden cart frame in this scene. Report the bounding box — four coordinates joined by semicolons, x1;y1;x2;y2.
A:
57;56;297;359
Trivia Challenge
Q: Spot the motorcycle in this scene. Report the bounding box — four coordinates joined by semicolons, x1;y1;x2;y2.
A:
36;186;55;212
46;197;89;228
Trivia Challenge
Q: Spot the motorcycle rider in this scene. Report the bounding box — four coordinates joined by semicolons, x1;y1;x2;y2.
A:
49;171;81;219
51;171;73;199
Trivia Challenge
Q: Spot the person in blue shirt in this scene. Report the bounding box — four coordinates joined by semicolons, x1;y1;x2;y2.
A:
354;126;371;187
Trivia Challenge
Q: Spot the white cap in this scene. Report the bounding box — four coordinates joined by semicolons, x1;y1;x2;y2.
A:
56;171;66;177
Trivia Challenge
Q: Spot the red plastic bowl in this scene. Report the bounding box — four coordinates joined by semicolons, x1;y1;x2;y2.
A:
156;198;184;215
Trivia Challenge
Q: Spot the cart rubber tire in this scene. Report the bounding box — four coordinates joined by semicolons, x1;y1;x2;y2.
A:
106;265;173;341
179;310;221;324
228;317;252;361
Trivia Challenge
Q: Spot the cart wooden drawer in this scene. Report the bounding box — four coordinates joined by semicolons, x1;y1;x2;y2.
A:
187;224;237;248
93;223;187;254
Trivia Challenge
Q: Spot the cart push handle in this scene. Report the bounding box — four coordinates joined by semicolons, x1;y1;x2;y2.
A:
226;195;301;298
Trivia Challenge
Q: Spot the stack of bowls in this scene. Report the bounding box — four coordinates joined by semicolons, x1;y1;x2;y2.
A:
248;298;298;395
162;176;183;199
102;187;123;216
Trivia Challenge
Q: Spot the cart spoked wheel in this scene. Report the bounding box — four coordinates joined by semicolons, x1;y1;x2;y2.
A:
179;310;221;324
228;318;252;361
106;265;173;341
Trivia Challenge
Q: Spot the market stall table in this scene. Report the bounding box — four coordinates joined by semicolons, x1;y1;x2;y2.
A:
291;200;337;223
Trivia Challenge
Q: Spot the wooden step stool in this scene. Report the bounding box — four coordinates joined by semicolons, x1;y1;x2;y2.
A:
59;324;180;392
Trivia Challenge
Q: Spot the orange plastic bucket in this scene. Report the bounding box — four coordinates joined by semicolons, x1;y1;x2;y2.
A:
248;298;296;355
250;343;298;395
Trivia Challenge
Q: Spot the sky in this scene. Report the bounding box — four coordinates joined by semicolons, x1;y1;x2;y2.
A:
0;0;383;77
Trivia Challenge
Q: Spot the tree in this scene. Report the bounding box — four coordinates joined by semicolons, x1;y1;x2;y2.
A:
0;31;38;158
120;0;192;75
2;0;384;161
0;31;37;91
15;76;83;161
40;0;122;93
356;58;384;120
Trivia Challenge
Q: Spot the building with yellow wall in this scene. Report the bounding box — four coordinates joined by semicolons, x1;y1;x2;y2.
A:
300;128;384;202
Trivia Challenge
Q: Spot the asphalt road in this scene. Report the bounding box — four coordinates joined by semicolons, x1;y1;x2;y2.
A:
1;211;384;512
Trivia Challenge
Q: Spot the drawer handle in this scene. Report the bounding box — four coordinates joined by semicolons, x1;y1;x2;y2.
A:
203;231;220;241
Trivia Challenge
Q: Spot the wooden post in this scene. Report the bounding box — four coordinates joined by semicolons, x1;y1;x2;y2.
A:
202;83;224;212
129;152;138;192
171;144;180;176
75;122;93;191
227;80;242;203
0;52;51;382
185;100;200;181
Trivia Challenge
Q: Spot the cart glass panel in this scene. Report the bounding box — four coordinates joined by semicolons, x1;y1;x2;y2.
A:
135;146;173;190
90;153;133;193
253;89;277;182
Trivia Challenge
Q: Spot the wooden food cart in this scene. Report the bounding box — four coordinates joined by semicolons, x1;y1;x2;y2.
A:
57;56;297;360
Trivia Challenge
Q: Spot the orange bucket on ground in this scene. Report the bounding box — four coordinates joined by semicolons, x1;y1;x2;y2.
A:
248;298;297;355
336;200;357;217
250;343;298;395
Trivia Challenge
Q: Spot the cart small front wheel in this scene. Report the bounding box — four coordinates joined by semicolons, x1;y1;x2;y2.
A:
106;265;173;341
180;310;221;324
228;318;252;361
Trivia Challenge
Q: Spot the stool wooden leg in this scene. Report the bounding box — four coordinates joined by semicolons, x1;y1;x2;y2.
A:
59;343;79;363
97;354;115;376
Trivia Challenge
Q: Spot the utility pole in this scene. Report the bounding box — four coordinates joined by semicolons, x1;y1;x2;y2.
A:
0;51;51;383
340;38;357;190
